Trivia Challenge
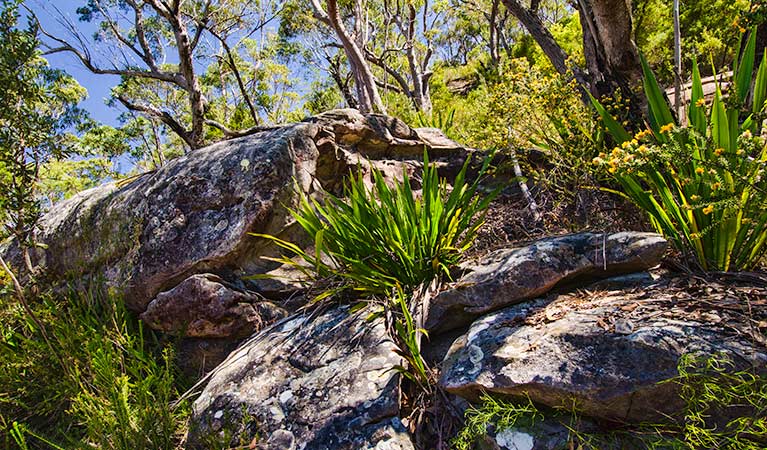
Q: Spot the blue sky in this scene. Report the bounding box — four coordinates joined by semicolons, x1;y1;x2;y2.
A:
32;1;123;126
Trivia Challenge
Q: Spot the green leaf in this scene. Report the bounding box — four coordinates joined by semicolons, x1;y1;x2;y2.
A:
735;28;757;105
640;53;675;137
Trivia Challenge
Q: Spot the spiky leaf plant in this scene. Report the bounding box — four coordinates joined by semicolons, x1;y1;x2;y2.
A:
593;29;767;271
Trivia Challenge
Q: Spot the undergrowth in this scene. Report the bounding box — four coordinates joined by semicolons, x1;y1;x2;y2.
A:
452;354;767;449
0;281;190;449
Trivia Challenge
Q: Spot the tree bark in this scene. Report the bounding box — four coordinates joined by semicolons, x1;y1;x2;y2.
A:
312;0;387;114
577;0;645;115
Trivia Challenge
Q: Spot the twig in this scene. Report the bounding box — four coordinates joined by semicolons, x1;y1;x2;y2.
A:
507;127;543;224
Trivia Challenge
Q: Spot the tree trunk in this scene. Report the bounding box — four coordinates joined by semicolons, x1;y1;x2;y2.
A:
326;0;386;114
577;0;644;108
499;0;590;101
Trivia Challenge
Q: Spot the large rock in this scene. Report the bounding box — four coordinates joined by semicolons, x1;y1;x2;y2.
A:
185;306;414;449
426;232;667;332
439;274;767;424
0;109;468;326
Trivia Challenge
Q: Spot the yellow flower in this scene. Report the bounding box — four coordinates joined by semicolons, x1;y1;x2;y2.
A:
623;154;634;163
637;145;648;154
621;141;631;149
691;195;701;201
714;148;724;156
695;167;705;175
695;98;706;107
712;182;721;190
659;123;674;134
608;167;617;174
737;149;745;156
703;205;714;215
690;233;700;240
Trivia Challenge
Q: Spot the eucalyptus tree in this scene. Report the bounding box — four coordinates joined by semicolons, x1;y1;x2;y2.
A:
363;0;442;114
41;0;297;150
308;0;388;113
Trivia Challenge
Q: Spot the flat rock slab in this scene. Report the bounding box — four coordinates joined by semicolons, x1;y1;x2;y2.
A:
186;306;414;450
140;273;287;338
440;274;767;424
427;232;667;332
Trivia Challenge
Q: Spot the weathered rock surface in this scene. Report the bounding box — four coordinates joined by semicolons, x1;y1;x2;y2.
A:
140;273;287;338
426;232;668;332
440;274;767;424
185;306;414;450
0;109;468;328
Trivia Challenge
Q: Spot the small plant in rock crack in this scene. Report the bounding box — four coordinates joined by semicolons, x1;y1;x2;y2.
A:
251;150;497;409
253;150;497;299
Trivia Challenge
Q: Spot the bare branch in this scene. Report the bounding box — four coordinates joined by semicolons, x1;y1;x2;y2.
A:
116;95;194;149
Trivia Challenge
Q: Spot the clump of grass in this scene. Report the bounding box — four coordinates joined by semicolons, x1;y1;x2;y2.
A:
0;282;190;449
253;150;496;399
255;151;496;297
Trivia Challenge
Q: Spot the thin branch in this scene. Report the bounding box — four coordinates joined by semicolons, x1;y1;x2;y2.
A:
116;95;194;149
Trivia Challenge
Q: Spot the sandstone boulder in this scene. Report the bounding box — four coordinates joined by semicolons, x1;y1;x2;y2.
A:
440;274;767;424
426;232;667;332
140;273;288;338
185;306;413;449
0;110;468;329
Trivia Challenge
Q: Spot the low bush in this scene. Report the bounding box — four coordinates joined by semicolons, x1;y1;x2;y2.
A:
254;152;496;389
593;30;767;271
255;151;496;297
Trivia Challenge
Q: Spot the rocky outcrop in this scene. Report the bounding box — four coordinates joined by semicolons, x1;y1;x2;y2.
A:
0;109;469;331
426;232;668;332
439;274;767;424
186;306;413;449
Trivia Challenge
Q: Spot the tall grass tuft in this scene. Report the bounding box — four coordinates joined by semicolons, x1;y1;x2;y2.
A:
0;282;190;450
592;28;767;271
253;151;497;388
254;151;496;297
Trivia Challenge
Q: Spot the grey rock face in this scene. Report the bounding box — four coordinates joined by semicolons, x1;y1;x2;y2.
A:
3;123;320;312
0;109;467;331
427;232;667;332
185;306;414;450
439;278;767;424
140;273;287;338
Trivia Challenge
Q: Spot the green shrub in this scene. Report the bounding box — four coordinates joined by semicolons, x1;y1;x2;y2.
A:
0;284;190;449
254;151;496;297
253;152;496;388
593;29;767;271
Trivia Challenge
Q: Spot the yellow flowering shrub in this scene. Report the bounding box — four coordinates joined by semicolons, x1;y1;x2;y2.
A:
593;30;767;270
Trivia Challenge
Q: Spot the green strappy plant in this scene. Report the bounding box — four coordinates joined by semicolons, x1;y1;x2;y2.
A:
592;29;767;271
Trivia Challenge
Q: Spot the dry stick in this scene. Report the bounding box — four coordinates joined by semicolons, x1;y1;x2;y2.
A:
507;127;543;223
0;254;68;373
